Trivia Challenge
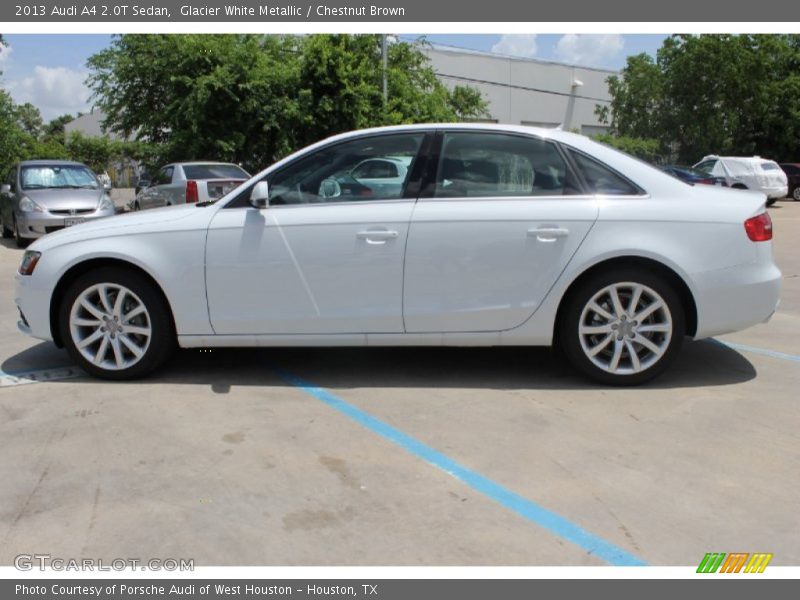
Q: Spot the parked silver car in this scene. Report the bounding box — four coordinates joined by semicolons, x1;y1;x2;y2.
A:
0;160;116;248
133;162;250;210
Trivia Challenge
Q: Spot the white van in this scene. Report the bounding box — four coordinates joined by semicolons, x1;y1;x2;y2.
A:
694;156;788;205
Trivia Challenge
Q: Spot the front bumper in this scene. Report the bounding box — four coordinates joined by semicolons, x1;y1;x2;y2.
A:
16;206;116;239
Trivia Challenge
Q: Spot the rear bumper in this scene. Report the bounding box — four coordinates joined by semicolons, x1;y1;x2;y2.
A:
693;260;781;339
763;185;788;199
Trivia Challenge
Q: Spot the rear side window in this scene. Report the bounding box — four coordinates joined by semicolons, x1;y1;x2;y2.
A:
567;150;641;195
433;132;581;198
694;160;717;175
153;167;174;186
760;162;780;171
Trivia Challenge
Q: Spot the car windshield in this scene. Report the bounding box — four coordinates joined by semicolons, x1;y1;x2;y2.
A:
182;164;249;180
21;165;99;190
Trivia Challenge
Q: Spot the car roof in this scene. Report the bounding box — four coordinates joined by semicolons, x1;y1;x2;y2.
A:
168;161;243;167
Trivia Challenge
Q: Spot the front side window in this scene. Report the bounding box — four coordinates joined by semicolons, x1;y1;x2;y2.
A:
268;133;424;205
433;132;579;198
20;165;99;190
567;150;641;195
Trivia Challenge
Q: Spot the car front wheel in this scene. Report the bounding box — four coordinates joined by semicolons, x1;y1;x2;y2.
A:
793;187;800;201
558;268;685;385
59;268;174;380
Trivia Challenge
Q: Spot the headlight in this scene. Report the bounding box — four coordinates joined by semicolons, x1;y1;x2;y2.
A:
18;251;41;276
98;195;114;211
19;196;44;213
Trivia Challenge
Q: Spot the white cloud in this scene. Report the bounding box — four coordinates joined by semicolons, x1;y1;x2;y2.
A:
0;44;12;67
7;66;92;121
554;34;624;68
491;35;539;58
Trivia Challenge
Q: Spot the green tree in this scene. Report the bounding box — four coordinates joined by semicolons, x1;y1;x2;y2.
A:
43;113;77;141
87;34;487;172
600;34;800;163
14;102;44;138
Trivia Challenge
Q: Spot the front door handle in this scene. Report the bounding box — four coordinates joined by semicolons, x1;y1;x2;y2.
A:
356;229;399;244
527;227;569;242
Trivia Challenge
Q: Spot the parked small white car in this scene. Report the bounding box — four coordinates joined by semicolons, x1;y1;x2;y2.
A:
693;156;788;205
15;125;781;385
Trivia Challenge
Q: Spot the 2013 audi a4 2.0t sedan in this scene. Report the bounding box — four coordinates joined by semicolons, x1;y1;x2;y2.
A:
14;125;781;385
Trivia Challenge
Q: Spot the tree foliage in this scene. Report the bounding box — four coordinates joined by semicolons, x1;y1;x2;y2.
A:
86;34;488;172
599;35;800;163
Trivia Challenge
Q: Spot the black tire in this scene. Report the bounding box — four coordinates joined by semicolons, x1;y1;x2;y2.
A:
558;267;685;386
0;212;12;238
766;197;777;207
792;186;800;201
13;217;30;248
59;267;175;380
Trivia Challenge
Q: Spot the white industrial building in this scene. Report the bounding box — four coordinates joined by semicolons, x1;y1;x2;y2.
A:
425;45;615;135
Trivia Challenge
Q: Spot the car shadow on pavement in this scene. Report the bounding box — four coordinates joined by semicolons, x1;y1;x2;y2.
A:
1;338;756;391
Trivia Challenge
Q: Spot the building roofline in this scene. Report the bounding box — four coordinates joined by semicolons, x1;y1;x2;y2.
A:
424;42;620;75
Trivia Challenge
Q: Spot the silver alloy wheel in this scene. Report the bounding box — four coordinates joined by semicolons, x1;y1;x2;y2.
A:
69;283;152;371
793;187;800;201
578;282;673;375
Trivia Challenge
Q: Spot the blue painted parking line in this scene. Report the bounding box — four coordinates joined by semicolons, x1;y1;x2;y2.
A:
275;368;647;567
711;339;800;363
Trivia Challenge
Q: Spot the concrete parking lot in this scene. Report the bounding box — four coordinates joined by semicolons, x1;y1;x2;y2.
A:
0;200;798;567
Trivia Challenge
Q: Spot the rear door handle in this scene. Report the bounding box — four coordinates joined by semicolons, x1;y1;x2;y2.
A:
527;227;569;241
356;229;399;244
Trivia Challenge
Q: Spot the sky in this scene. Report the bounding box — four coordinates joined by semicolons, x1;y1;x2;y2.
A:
0;34;668;122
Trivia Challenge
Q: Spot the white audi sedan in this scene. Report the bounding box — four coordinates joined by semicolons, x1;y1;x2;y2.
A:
14;125;781;385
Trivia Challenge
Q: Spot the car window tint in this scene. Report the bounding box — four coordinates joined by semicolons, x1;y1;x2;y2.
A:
183;164;249;180
760;162;780;171
568;151;641;195
154;167;173;186
433;132;578;198
694;161;716;175
267;133;423;205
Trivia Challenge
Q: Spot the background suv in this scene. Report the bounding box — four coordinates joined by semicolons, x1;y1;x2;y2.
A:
779;163;800;201
693;156;788;206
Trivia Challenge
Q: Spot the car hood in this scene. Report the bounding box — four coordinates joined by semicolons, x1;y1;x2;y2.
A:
29;203;210;251
25;188;105;210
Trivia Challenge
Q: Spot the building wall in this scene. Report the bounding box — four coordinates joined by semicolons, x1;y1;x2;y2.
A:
425;47;614;134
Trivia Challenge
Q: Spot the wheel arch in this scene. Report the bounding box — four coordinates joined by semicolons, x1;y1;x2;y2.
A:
554;255;698;341
49;257;176;348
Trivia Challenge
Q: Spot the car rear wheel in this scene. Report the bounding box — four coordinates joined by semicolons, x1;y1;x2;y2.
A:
793;187;800;201
59;268;175;380
558;268;685;385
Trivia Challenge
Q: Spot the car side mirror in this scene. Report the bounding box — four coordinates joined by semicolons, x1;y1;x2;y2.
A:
0;184;10;194
250;181;270;209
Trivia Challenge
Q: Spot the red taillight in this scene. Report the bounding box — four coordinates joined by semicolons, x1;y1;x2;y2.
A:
186;180;199;203
744;212;773;242
697;178;714;185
